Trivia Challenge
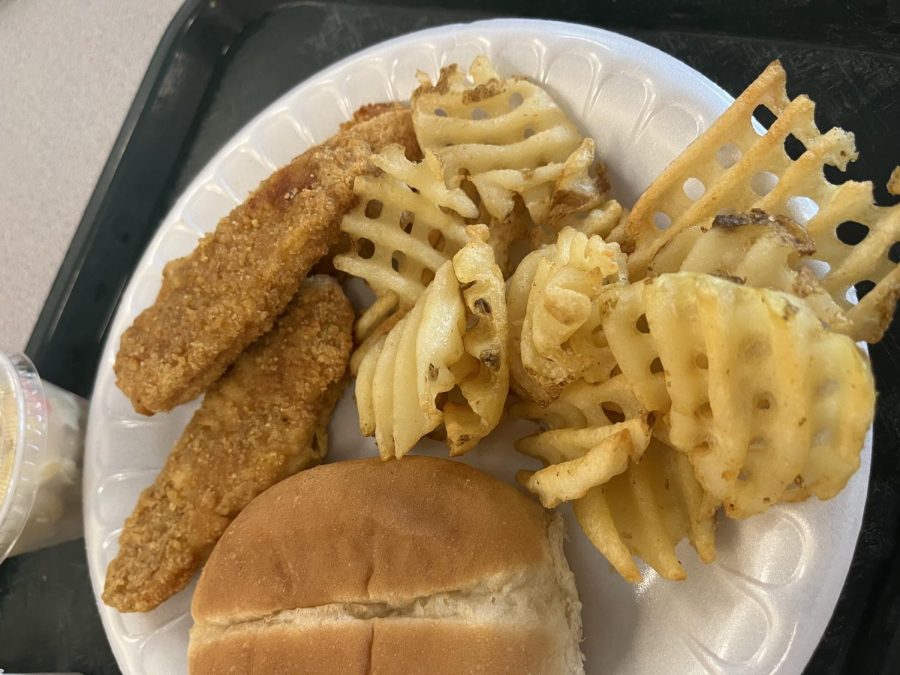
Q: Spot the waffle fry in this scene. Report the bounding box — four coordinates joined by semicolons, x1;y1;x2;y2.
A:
412;57;583;216
597;272;875;517
649;209;851;332
511;377;717;581
622;60;899;342
507;228;625;404
335;145;479;373
446;229;511;454
517;418;651;508
510;374;646;431
334;145;475;307
356;263;462;458
574;439;718;582
356;233;508;459
558;198;629;242
412;57;612;267
349;291;405;376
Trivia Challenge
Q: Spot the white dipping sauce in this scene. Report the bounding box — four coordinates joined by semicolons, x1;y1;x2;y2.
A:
11;381;86;555
0;353;87;560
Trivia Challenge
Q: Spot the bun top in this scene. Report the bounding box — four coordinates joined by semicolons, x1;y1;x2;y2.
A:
192;456;551;624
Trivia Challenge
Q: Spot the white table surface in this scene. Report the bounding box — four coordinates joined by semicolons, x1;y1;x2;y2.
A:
0;0;184;354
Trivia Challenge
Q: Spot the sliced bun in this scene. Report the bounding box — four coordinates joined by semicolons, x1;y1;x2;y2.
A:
190;456;584;674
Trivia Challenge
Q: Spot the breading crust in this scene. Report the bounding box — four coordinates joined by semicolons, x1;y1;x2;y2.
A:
103;276;353;612
115;104;418;414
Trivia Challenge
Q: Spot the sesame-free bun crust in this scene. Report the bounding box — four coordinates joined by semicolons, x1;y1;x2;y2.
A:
190;619;560;675
190;456;584;674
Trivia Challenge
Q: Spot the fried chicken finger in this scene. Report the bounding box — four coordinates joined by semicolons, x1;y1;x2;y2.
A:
103;276;353;612
115;103;419;414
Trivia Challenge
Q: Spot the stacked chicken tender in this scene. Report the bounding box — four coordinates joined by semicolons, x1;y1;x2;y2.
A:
105;104;419;612
339;57;896;583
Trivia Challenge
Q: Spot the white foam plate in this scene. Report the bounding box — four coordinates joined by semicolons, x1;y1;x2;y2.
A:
84;18;870;675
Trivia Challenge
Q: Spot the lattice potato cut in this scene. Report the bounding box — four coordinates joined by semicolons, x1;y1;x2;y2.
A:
511;377;717;582
622;60;899;343
574;439;718;583
356;262;460;460
334;144;476;309
649;209;851;333
412;56;609;231
507;227;626;405
510;373;646;432
598;272;875;518
517;418;651;508
557;197;628;243
513;375;648;507
355;235;508;459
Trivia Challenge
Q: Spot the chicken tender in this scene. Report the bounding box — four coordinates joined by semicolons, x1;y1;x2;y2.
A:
115;103;419;414
103;276;353;612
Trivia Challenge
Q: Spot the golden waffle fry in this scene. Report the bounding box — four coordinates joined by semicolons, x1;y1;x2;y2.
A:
622;61;899;342
349;291;405;376
507;228;625;404
557;198;628;242
597;272;875;517
596;281;670;413
510;374;646;430
355;235;508;459
517;418;651;508
335;145;480;374
356;263;461;459
511;377;717;581
413;57;612;268
574;439;718;583
412;57;583;218
334;144;475;307
648;209;851;332
446;229;511;454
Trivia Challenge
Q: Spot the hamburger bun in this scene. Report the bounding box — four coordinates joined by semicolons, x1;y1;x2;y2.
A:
189;456;584;674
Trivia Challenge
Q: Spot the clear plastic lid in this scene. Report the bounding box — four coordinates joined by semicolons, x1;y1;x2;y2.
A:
0;352;47;561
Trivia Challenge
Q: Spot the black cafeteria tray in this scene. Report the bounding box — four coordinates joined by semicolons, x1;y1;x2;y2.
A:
2;1;899;673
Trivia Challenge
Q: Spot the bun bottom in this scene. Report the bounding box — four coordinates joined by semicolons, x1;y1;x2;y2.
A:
190;617;561;674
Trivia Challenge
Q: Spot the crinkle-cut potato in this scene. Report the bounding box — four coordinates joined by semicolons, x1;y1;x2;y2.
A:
482;139;621;261
356;232;508;459
621;60;899;343
597;272;875;518
507;228;625;404
649;209;851;333
574;439;719;583
516;418;651;508
412;56;613;269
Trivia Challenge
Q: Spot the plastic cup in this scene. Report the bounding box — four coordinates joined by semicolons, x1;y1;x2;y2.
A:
0;352;86;563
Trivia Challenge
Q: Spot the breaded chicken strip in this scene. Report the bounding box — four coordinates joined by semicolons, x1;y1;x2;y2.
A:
103;276;353;612
116;104;419;414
